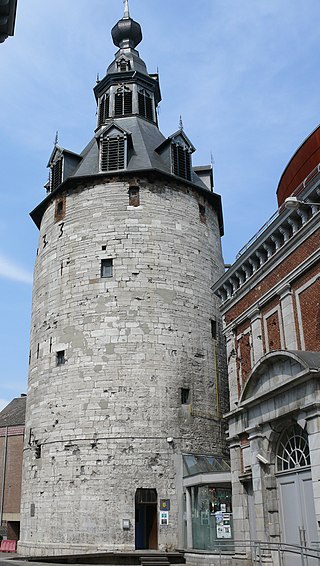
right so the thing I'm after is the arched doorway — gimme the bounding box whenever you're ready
[276,424,318,565]
[135,488,158,550]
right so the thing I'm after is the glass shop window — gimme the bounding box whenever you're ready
[190,485,234,551]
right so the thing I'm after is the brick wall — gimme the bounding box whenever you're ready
[226,234,319,400]
[225,228,320,325]
[0,430,24,515]
[296,277,320,350]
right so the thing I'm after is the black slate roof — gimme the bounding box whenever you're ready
[0,0,18,43]
[0,396,26,427]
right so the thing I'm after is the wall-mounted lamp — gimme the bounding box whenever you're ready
[122,519,130,530]
[284,196,320,209]
[256,453,269,465]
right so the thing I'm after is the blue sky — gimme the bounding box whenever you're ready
[1,0,320,408]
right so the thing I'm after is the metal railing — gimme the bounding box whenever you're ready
[188,539,320,565]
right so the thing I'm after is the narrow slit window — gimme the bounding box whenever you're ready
[35,443,41,459]
[101,258,113,278]
[181,388,190,405]
[211,319,217,340]
[56,350,65,366]
[54,196,66,222]
[199,203,206,224]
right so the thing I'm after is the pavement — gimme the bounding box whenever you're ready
[0,558,63,566]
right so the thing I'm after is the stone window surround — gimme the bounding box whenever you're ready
[236,327,253,383]
[262,304,285,353]
[295,272,320,350]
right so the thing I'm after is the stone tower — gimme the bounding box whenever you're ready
[19,3,228,556]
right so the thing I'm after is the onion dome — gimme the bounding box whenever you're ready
[111,0,142,50]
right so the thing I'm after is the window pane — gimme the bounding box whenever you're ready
[101,258,113,278]
[56,350,65,366]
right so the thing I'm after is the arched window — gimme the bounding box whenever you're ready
[50,157,63,191]
[277,424,310,472]
[138,89,153,121]
[98,94,109,127]
[115,86,132,116]
[171,143,192,181]
[117,58,131,72]
[100,133,126,172]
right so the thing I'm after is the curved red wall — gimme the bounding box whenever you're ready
[277,126,320,206]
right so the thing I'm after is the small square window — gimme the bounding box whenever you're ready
[56,350,65,366]
[102,245,107,251]
[129,186,140,207]
[181,388,190,405]
[101,258,113,278]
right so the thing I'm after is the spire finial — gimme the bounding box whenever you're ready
[179,115,184,131]
[54,131,59,146]
[123,0,130,19]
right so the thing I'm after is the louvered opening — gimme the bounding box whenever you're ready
[115,91,132,116]
[145,96,153,120]
[138,91,153,121]
[172,144,192,181]
[101,136,126,171]
[98,95,109,127]
[123,91,132,114]
[51,158,63,191]
[115,93,123,116]
[138,92,144,116]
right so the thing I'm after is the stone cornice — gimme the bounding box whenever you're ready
[213,174,320,306]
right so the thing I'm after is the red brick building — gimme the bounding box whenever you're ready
[213,127,320,563]
[0,396,26,540]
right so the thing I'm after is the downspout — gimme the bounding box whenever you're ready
[0,426,8,527]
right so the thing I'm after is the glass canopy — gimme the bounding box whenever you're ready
[183,454,231,478]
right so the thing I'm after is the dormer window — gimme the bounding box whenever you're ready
[115,86,132,116]
[171,143,192,181]
[98,94,109,127]
[100,132,127,172]
[117,58,131,72]
[50,157,63,191]
[138,89,153,121]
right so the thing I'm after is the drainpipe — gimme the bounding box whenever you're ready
[0,426,8,527]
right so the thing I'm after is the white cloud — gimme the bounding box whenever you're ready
[0,254,33,285]
[0,399,9,411]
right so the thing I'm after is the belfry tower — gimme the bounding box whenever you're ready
[19,3,228,556]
